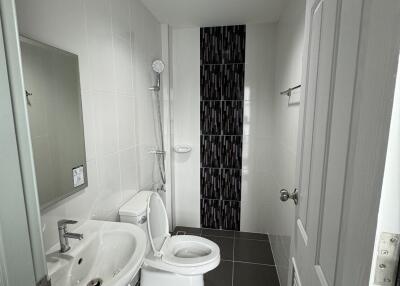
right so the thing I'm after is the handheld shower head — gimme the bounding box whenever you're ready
[152,59,165,74]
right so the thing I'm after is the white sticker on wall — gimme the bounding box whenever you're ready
[72,165,85,188]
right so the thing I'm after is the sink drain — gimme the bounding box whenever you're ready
[87,278,103,286]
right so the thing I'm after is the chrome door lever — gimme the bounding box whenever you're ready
[280,188,299,205]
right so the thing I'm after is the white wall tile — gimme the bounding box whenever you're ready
[114,36,134,96]
[85,0,115,93]
[111,0,131,40]
[119,147,139,195]
[270,0,306,284]
[171,27,201,228]
[81,92,97,161]
[16,0,162,252]
[117,95,136,149]
[94,92,118,157]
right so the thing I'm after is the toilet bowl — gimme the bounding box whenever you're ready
[119,191,220,286]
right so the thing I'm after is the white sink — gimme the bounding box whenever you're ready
[46,220,146,286]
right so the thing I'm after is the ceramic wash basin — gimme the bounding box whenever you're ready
[46,220,146,286]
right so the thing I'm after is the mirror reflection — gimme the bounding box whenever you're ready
[20,37,87,209]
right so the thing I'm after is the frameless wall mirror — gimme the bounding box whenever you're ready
[20,36,87,210]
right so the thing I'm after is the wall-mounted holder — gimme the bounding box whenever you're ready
[280,84,301,97]
[281,84,301,105]
[174,145,192,153]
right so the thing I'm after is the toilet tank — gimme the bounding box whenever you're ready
[119,191,154,240]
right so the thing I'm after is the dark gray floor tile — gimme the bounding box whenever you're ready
[202,228,234,237]
[203,235,234,260]
[205,260,233,286]
[234,231,269,241]
[234,239,274,265]
[233,262,279,286]
[173,226,202,235]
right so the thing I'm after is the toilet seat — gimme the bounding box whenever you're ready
[145,193,220,274]
[162,235,219,267]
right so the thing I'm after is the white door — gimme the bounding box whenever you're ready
[289,0,400,285]
[291,0,341,285]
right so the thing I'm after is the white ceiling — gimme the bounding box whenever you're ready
[140,0,287,27]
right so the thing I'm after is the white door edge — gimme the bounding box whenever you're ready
[291,257,302,286]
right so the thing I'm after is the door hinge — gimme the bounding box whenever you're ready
[374,232,400,286]
[36,275,51,286]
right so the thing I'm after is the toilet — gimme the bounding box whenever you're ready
[119,191,220,286]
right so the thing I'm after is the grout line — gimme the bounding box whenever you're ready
[202,234,234,239]
[234,237,270,242]
[234,260,276,267]
[232,234,235,286]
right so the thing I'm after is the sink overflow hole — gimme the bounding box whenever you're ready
[78,258,83,265]
[87,278,103,286]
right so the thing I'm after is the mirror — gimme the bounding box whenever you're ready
[20,37,87,210]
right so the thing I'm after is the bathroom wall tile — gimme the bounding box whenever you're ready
[200,26,223,65]
[97,153,121,196]
[200,25,245,230]
[222,25,246,64]
[93,153,123,218]
[201,101,221,135]
[201,168,221,199]
[119,147,139,194]
[138,144,156,190]
[200,65,222,100]
[81,92,97,161]
[113,36,134,96]
[111,0,131,40]
[201,135,221,168]
[221,136,242,169]
[117,95,135,150]
[19,0,162,252]
[222,101,243,135]
[94,92,118,157]
[201,199,221,229]
[221,200,240,231]
[221,169,241,200]
[85,0,115,93]
[222,64,244,100]
[64,160,99,220]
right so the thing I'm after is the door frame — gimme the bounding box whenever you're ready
[0,0,47,284]
[290,0,400,285]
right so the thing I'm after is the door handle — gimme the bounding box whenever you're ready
[280,188,298,205]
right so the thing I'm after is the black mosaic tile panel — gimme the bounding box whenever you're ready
[221,200,240,231]
[222,101,243,135]
[201,199,221,229]
[221,136,242,169]
[201,135,221,168]
[221,169,241,200]
[201,27,223,65]
[222,64,245,100]
[201,25,245,230]
[201,65,222,100]
[201,101,222,135]
[222,25,246,64]
[201,168,221,199]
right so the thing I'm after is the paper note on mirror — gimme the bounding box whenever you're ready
[73,165,85,188]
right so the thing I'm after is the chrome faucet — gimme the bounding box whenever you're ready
[57,220,83,253]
